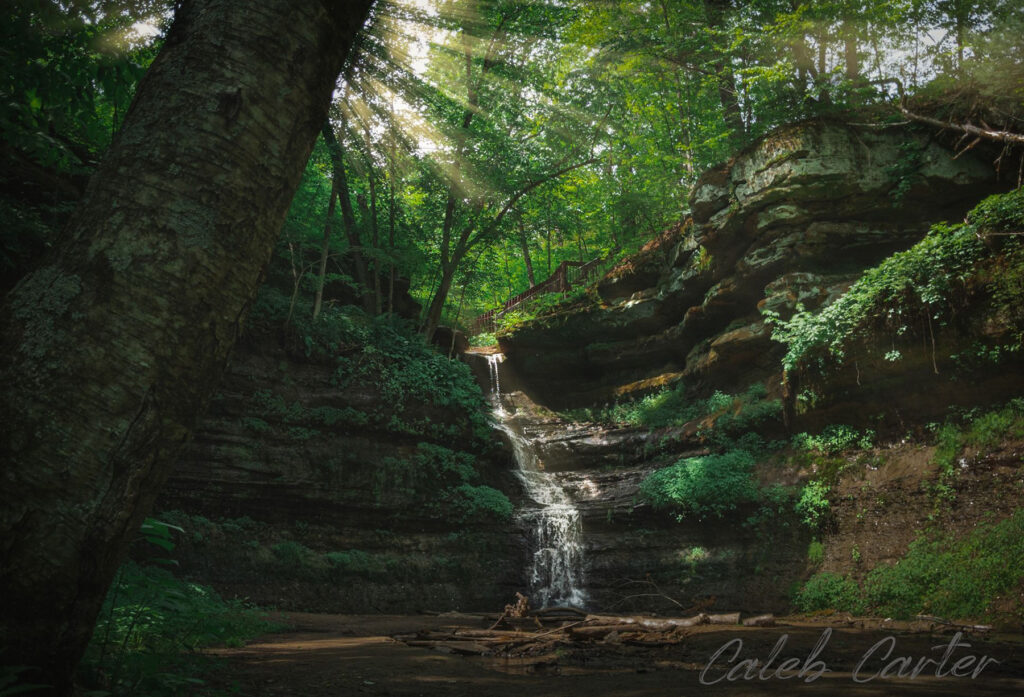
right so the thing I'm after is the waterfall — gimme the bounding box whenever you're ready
[486,353,504,399]
[487,353,588,608]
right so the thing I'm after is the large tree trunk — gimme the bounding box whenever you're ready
[0,0,373,693]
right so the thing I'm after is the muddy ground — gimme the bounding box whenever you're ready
[207,612,1024,696]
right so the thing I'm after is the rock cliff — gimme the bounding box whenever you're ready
[499,121,1007,412]
[156,333,527,613]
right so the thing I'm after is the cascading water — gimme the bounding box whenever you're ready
[486,353,588,608]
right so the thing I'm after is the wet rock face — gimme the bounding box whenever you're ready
[500,122,1004,410]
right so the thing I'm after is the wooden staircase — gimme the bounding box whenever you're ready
[468,255,607,336]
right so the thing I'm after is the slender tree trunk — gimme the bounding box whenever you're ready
[703,0,745,137]
[546,228,552,275]
[0,1,373,693]
[503,236,513,298]
[518,220,535,286]
[322,121,375,315]
[842,19,859,82]
[368,175,382,314]
[424,263,456,340]
[313,184,339,320]
[386,98,398,316]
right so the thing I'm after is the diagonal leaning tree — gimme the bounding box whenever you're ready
[0,0,374,693]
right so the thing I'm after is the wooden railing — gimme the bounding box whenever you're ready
[468,255,608,336]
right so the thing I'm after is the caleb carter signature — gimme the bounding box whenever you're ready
[699,628,1000,684]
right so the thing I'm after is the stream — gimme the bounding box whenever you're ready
[486,353,588,608]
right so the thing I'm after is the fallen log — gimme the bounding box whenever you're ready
[742,614,775,627]
[916,615,992,633]
[707,613,741,625]
[584,614,707,629]
[405,640,494,655]
[532,606,588,617]
[569,624,645,639]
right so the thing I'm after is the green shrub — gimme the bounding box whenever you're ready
[795,572,864,613]
[79,521,275,696]
[563,383,781,441]
[270,540,311,567]
[968,187,1024,232]
[325,550,386,580]
[933,399,1024,476]
[448,484,514,522]
[639,449,759,520]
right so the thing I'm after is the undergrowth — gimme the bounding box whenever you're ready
[796,509,1024,621]
[77,520,276,697]
[562,382,781,434]
[375,442,513,521]
[247,293,492,445]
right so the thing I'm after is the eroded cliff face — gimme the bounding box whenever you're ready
[499,122,1005,411]
[156,335,527,613]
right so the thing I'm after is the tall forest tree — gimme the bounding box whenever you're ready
[0,0,374,693]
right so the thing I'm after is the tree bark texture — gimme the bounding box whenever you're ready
[0,0,374,692]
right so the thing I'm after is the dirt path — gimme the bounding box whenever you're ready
[207,613,1024,696]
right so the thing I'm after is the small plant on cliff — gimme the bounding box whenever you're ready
[793,424,874,455]
[795,481,831,529]
[447,484,514,522]
[807,540,825,565]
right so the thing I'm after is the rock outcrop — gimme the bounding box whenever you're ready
[499,121,1006,411]
[156,334,526,613]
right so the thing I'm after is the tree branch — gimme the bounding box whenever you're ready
[872,78,1024,146]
